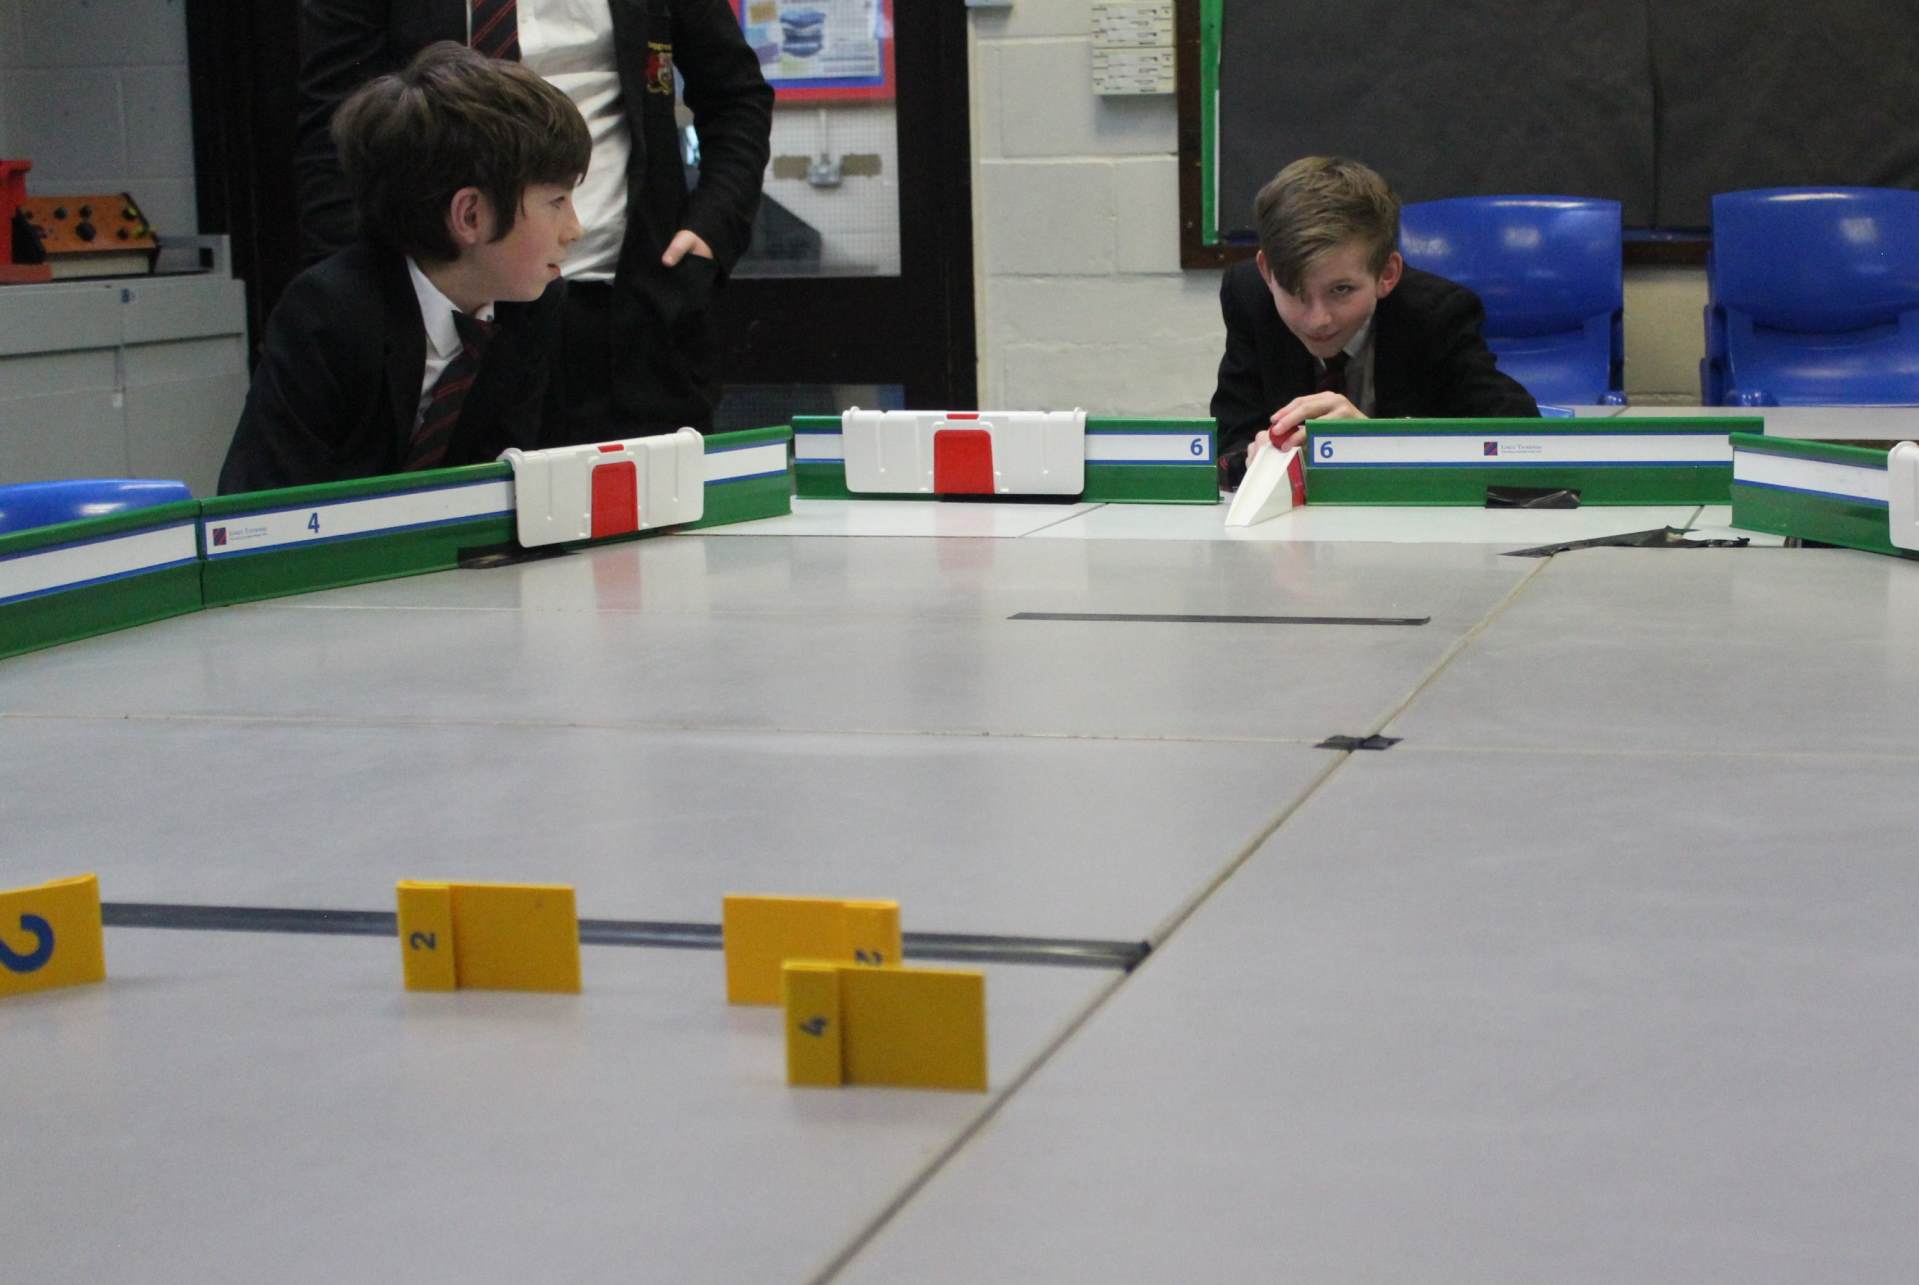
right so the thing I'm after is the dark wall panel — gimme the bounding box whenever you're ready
[1217,0,1654,236]
[1651,0,1919,226]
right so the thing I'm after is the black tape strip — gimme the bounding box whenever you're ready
[457,542,568,569]
[1315,734,1401,751]
[100,903,1147,972]
[1010,612,1430,627]
[1503,527,1752,558]
[1485,485,1582,509]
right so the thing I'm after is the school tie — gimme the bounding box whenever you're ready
[469,0,521,61]
[1316,351,1350,397]
[406,312,495,472]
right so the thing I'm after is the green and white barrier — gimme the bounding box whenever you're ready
[0,500,203,659]
[1303,418,1760,505]
[793,411,1217,504]
[1729,433,1918,559]
[1,427,794,661]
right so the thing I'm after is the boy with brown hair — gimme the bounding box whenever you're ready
[219,42,591,494]
[296,0,772,445]
[1210,156,1537,487]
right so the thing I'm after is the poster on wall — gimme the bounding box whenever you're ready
[734,0,895,102]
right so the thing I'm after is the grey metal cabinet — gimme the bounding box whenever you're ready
[0,238,247,496]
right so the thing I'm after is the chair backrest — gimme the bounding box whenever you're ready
[0,478,193,536]
[1711,187,1919,333]
[1399,196,1623,338]
[1400,196,1624,403]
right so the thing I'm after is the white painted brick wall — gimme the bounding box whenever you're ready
[2,0,198,238]
[969,9,1219,417]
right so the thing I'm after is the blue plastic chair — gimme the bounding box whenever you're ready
[1704,187,1919,406]
[1400,196,1626,406]
[0,478,193,536]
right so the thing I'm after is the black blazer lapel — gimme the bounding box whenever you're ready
[428,0,467,41]
[1258,304,1317,408]
[1369,289,1416,417]
[376,251,428,460]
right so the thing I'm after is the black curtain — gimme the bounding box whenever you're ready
[186,0,303,355]
[1215,0,1919,235]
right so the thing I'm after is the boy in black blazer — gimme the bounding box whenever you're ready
[295,0,773,443]
[219,44,591,494]
[1211,156,1537,487]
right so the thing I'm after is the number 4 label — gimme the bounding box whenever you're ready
[307,512,321,534]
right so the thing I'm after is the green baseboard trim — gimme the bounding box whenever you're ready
[687,469,793,528]
[1081,463,1218,503]
[1730,484,1907,557]
[794,463,913,500]
[1,563,203,661]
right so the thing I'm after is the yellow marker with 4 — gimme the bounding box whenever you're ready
[781,960,987,1092]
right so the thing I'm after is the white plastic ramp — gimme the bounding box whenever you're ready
[1224,444,1303,528]
[501,429,705,548]
[841,409,1086,496]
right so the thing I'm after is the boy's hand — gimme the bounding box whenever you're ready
[661,229,714,266]
[1267,392,1365,452]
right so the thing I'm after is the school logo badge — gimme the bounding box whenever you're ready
[646,41,676,95]
[211,527,228,546]
[1483,441,1499,456]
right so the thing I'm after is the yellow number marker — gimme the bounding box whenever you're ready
[0,874,106,999]
[722,894,901,1005]
[783,961,844,1087]
[394,881,580,993]
[781,960,987,1092]
[395,881,458,991]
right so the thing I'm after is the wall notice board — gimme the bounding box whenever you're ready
[735,0,895,103]
[1179,0,1919,267]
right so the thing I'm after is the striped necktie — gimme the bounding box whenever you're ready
[406,312,495,472]
[470,0,521,61]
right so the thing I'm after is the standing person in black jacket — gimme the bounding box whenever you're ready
[1211,156,1537,488]
[220,44,588,494]
[296,0,774,442]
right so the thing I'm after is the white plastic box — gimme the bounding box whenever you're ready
[841,409,1086,496]
[501,429,705,547]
